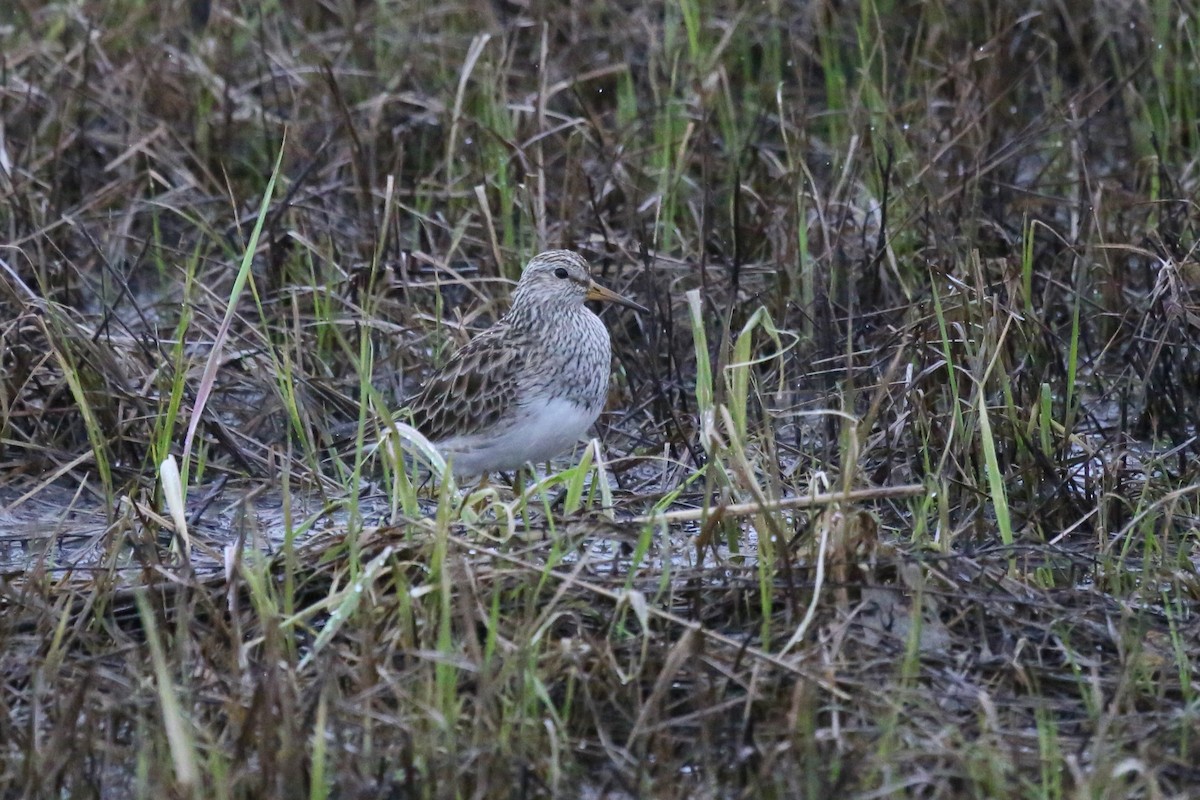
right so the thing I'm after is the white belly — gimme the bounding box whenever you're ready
[436,397,600,476]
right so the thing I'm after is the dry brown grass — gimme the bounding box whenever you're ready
[2,0,1199,797]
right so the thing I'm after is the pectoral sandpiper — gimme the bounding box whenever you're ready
[404,250,646,477]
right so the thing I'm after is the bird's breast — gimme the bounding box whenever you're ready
[520,311,612,409]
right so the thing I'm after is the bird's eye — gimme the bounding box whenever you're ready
[554,267,569,279]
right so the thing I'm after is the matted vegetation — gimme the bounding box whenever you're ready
[2,0,1199,797]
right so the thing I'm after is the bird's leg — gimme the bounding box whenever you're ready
[459,472,501,515]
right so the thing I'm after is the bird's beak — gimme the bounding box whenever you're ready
[586,280,648,313]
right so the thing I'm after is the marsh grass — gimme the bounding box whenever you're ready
[2,0,1200,797]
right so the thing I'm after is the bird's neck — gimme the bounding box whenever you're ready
[504,301,588,331]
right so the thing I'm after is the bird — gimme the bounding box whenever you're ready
[402,250,646,478]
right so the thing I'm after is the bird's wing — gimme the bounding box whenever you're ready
[404,324,529,442]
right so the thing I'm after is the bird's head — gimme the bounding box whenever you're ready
[511,250,646,314]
